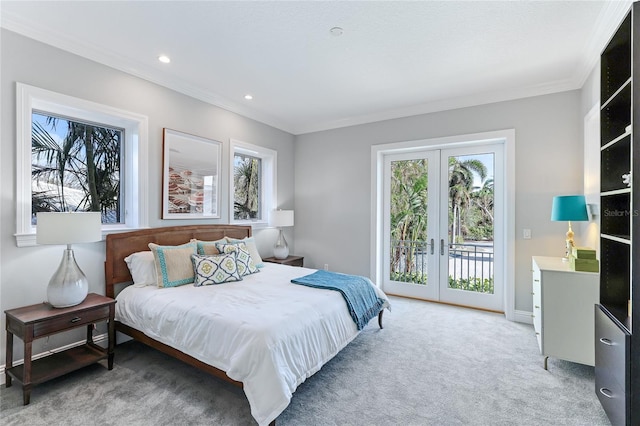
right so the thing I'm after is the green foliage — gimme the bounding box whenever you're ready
[390,271,428,284]
[389,155,495,291]
[448,277,494,294]
[389,272,494,295]
[389,156,494,249]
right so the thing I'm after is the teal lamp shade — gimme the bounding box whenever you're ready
[551,195,588,222]
[551,195,588,259]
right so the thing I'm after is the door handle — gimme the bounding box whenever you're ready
[440,239,444,256]
[430,238,434,255]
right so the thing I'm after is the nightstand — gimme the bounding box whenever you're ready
[263,255,304,267]
[4,293,116,405]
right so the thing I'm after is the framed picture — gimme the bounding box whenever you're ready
[162,128,221,219]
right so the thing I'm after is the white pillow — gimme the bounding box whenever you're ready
[124,251,157,286]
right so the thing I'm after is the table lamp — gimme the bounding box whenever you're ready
[36,212,102,308]
[270,209,294,259]
[550,195,589,259]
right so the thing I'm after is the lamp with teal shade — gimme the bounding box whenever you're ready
[551,195,589,260]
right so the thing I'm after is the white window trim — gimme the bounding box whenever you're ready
[229,139,277,229]
[15,83,149,247]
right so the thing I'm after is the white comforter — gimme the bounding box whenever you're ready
[115,263,389,425]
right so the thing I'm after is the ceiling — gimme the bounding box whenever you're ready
[0,1,631,135]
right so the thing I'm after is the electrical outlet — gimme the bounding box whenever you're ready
[323,264,329,271]
[523,229,532,240]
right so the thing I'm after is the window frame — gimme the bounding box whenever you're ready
[16,83,149,247]
[229,139,276,228]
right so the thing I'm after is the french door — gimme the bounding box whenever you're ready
[382,143,504,312]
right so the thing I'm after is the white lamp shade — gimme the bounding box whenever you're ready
[36,212,102,245]
[270,210,294,227]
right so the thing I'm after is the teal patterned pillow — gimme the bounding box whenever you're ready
[149,241,197,288]
[215,242,259,276]
[191,253,242,286]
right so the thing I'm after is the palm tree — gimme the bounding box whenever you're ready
[448,157,487,243]
[31,114,121,221]
[233,155,260,219]
[473,178,494,223]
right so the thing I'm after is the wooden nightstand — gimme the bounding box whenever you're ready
[4,293,116,405]
[263,255,304,267]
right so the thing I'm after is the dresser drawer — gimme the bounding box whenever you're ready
[32,306,110,338]
[532,279,542,332]
[595,305,629,425]
[531,265,542,353]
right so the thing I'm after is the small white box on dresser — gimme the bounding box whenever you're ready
[531,256,599,369]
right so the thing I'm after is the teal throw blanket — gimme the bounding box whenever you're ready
[291,270,385,330]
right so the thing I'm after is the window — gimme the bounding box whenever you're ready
[230,139,276,227]
[32,111,124,223]
[16,83,149,246]
[234,153,262,220]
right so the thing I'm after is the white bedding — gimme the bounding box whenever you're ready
[115,263,389,425]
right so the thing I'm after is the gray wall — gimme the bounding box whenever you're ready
[0,29,295,364]
[0,26,597,367]
[294,90,585,314]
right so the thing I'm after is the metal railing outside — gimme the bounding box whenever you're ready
[390,239,494,293]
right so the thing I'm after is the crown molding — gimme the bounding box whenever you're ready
[296,1,633,135]
[294,76,579,135]
[2,3,627,136]
[573,0,633,90]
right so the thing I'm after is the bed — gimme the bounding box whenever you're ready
[105,225,389,425]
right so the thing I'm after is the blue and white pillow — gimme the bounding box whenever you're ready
[225,236,264,267]
[215,242,259,276]
[191,253,242,286]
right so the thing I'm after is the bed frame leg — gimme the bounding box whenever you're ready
[378,310,384,329]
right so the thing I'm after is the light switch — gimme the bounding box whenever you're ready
[523,229,532,240]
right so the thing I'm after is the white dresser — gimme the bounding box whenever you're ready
[531,256,599,368]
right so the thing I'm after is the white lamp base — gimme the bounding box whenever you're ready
[47,248,89,308]
[273,229,289,260]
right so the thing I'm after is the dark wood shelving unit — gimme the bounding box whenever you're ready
[596,5,638,425]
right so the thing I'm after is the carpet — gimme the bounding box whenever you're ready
[0,296,609,425]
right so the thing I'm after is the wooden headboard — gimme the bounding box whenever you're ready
[105,224,252,298]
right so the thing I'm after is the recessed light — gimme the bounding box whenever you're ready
[158,55,171,64]
[244,94,253,100]
[330,27,344,37]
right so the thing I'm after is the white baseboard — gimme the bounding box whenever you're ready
[0,333,108,386]
[514,309,534,325]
